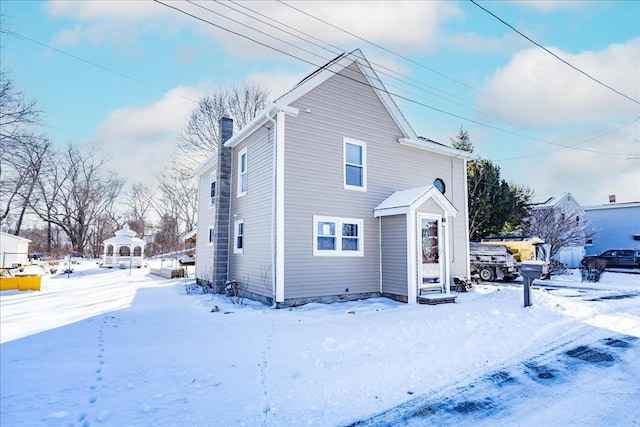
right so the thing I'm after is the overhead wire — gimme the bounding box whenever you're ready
[469,0,640,106]
[5,2,635,160]
[1,29,201,106]
[220,0,533,130]
[272,0,638,156]
[156,0,637,157]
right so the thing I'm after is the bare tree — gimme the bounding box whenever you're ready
[31,144,124,256]
[524,207,596,259]
[0,71,39,145]
[178,82,269,168]
[144,166,198,255]
[124,183,154,237]
[0,72,49,233]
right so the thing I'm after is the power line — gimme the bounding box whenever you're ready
[222,0,531,130]
[469,0,640,106]
[496,116,640,161]
[155,0,636,158]
[202,0,510,124]
[1,29,200,106]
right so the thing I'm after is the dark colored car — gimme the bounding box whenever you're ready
[581,249,640,269]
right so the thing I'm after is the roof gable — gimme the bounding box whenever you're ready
[276,49,418,140]
[374,186,457,218]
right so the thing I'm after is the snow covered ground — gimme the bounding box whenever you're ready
[1,262,639,426]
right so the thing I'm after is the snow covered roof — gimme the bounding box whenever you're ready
[374,186,457,218]
[103,225,145,245]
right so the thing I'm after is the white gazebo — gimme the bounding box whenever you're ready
[102,224,145,268]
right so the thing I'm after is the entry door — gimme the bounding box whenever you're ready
[419,217,441,289]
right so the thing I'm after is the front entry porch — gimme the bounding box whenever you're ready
[375,186,458,305]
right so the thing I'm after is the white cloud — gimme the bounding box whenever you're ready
[87,85,204,185]
[43,1,460,55]
[478,38,640,129]
[497,122,640,205]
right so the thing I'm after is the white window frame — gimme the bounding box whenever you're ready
[343,138,367,192]
[313,215,364,257]
[209,171,216,207]
[207,226,215,246]
[234,219,244,254]
[237,147,248,197]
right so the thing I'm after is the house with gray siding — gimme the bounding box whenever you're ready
[194,50,471,306]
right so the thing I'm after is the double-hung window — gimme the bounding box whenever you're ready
[237,148,248,197]
[234,219,244,254]
[344,138,366,191]
[313,216,363,256]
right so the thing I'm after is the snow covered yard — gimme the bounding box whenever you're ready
[1,263,639,426]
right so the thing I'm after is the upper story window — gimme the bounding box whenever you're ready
[313,215,364,257]
[238,148,248,197]
[344,138,366,191]
[434,178,446,194]
[234,219,244,254]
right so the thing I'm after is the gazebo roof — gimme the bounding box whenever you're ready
[103,224,145,245]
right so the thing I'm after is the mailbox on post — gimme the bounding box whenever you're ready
[520,261,545,307]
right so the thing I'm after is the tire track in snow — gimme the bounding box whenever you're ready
[345,334,638,426]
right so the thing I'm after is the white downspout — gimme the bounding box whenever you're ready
[275,111,286,304]
[267,112,277,306]
[443,217,451,294]
[407,209,417,305]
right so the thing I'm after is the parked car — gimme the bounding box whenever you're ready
[581,249,640,269]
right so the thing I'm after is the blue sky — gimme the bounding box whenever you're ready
[2,0,639,205]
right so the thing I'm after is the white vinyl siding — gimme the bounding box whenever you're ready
[313,216,363,256]
[234,219,244,254]
[344,138,366,191]
[237,148,248,197]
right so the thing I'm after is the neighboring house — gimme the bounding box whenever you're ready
[583,201,640,255]
[530,193,585,268]
[194,50,471,307]
[1,232,31,268]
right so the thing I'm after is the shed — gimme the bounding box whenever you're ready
[1,232,31,269]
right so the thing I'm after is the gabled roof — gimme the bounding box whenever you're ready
[194,49,471,177]
[374,186,457,218]
[532,193,582,210]
[275,49,418,141]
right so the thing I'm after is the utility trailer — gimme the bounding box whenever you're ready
[469,237,550,282]
[469,242,518,282]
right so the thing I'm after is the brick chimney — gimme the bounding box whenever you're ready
[212,115,233,292]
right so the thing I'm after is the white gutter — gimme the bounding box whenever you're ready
[225,103,298,149]
[398,137,473,160]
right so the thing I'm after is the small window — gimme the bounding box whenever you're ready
[234,220,244,254]
[208,226,215,246]
[210,179,216,206]
[344,138,366,191]
[434,178,446,194]
[237,148,248,197]
[313,216,363,256]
